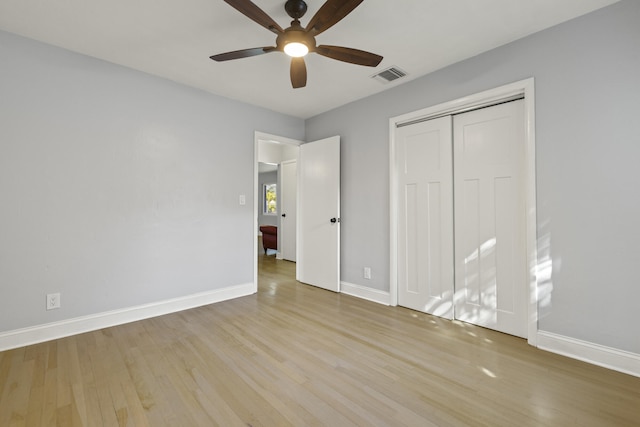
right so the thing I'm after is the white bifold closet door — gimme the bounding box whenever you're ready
[453,99,527,338]
[396,99,527,337]
[396,116,455,319]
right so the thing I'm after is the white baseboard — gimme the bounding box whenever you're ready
[537,331,640,378]
[341,281,390,305]
[0,282,255,352]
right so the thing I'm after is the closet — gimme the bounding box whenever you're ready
[395,99,527,338]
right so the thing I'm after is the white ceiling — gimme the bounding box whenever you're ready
[0,0,618,119]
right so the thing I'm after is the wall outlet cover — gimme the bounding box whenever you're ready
[46,293,61,310]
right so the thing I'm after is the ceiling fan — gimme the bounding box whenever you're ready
[210,0,383,88]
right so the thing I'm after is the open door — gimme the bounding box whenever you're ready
[280,159,297,261]
[297,136,340,292]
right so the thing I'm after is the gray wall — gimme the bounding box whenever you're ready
[306,0,640,354]
[0,31,304,333]
[258,170,278,228]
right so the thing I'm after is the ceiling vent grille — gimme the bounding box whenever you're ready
[372,66,407,84]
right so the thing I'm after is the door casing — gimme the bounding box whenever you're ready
[389,78,538,346]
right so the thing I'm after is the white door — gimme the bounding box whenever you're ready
[280,160,297,262]
[453,99,527,337]
[396,116,455,318]
[297,136,340,292]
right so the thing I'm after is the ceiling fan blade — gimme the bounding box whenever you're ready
[315,45,382,67]
[305,0,364,35]
[290,57,307,88]
[223,0,283,34]
[210,46,277,61]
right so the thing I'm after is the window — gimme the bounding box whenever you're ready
[263,183,277,215]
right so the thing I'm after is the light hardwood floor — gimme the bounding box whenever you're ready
[1,251,639,426]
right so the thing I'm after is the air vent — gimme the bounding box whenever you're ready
[371,66,407,84]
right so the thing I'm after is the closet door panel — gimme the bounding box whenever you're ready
[396,116,454,318]
[453,100,527,338]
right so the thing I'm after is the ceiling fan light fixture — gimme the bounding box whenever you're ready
[211,0,384,88]
[284,41,309,57]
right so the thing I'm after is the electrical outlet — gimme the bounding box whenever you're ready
[46,293,61,310]
[363,267,372,279]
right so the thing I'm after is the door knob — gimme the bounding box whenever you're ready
[282,213,286,217]
[330,217,339,223]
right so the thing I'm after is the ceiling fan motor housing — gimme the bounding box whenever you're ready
[277,20,316,52]
[285,0,308,19]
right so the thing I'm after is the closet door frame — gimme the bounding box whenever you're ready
[389,78,538,346]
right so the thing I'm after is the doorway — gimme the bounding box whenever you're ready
[254,133,302,289]
[390,79,538,344]
[254,133,342,294]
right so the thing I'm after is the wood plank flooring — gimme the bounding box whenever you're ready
[1,251,639,426]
